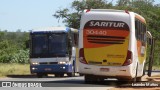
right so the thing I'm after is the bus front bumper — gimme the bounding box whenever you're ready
[30,64,73,74]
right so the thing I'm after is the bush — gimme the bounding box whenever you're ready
[10,50,29,64]
[0,31,29,64]
[0,49,29,64]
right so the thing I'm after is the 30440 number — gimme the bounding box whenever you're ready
[86,30,107,35]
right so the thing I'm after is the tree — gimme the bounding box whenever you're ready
[53,0,112,29]
[117,0,131,6]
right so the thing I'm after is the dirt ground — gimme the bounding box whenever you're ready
[111,75,160,90]
[111,87,160,90]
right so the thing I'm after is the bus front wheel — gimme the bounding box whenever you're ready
[37,73,43,78]
[55,74,64,77]
[67,72,75,77]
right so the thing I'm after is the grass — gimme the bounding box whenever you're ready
[152,66,160,70]
[145,65,160,71]
[0,63,30,78]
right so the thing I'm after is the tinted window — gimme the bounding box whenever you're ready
[135,19,147,43]
[30,33,68,58]
[32,34,48,54]
[49,34,67,55]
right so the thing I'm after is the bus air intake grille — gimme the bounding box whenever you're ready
[87,35,125,44]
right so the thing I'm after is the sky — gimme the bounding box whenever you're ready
[0,0,74,32]
[0,0,160,32]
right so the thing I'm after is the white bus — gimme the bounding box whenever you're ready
[78,9,152,82]
[29,27,79,77]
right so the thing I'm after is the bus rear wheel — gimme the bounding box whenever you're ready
[132,64,142,82]
[84,75,92,84]
[79,73,84,76]
[84,75,104,84]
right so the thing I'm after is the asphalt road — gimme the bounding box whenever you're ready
[0,75,115,90]
[0,71,160,90]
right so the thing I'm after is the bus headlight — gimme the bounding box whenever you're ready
[32,62,39,65]
[32,67,37,70]
[59,61,67,64]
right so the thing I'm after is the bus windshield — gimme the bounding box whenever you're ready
[49,34,67,55]
[31,33,68,58]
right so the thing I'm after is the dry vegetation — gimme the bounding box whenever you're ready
[0,63,30,77]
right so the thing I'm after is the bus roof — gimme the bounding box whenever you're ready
[87,9,126,13]
[135,13,146,24]
[30,27,78,33]
[85,9,146,24]
[30,27,69,33]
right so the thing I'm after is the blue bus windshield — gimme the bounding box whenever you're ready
[49,34,67,55]
[31,33,68,58]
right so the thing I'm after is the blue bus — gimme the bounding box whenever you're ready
[29,27,79,78]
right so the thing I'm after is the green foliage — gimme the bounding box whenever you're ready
[0,30,29,64]
[10,50,29,64]
[54,0,160,66]
[53,0,113,29]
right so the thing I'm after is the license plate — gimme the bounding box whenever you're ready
[100,68,109,72]
[45,68,52,71]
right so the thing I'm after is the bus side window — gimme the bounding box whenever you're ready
[71,33,78,47]
[140,22,142,41]
[74,33,78,47]
[141,23,144,42]
[138,20,141,40]
[135,20,138,39]
[142,22,147,44]
[144,25,147,43]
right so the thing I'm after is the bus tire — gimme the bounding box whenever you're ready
[84,75,92,84]
[79,73,84,76]
[37,73,43,78]
[133,64,138,82]
[55,74,64,77]
[143,63,146,76]
[59,74,64,77]
[67,72,75,77]
[55,74,58,77]
[85,75,103,83]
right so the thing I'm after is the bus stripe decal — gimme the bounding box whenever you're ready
[88,41,124,44]
[87,39,125,42]
[87,35,125,39]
